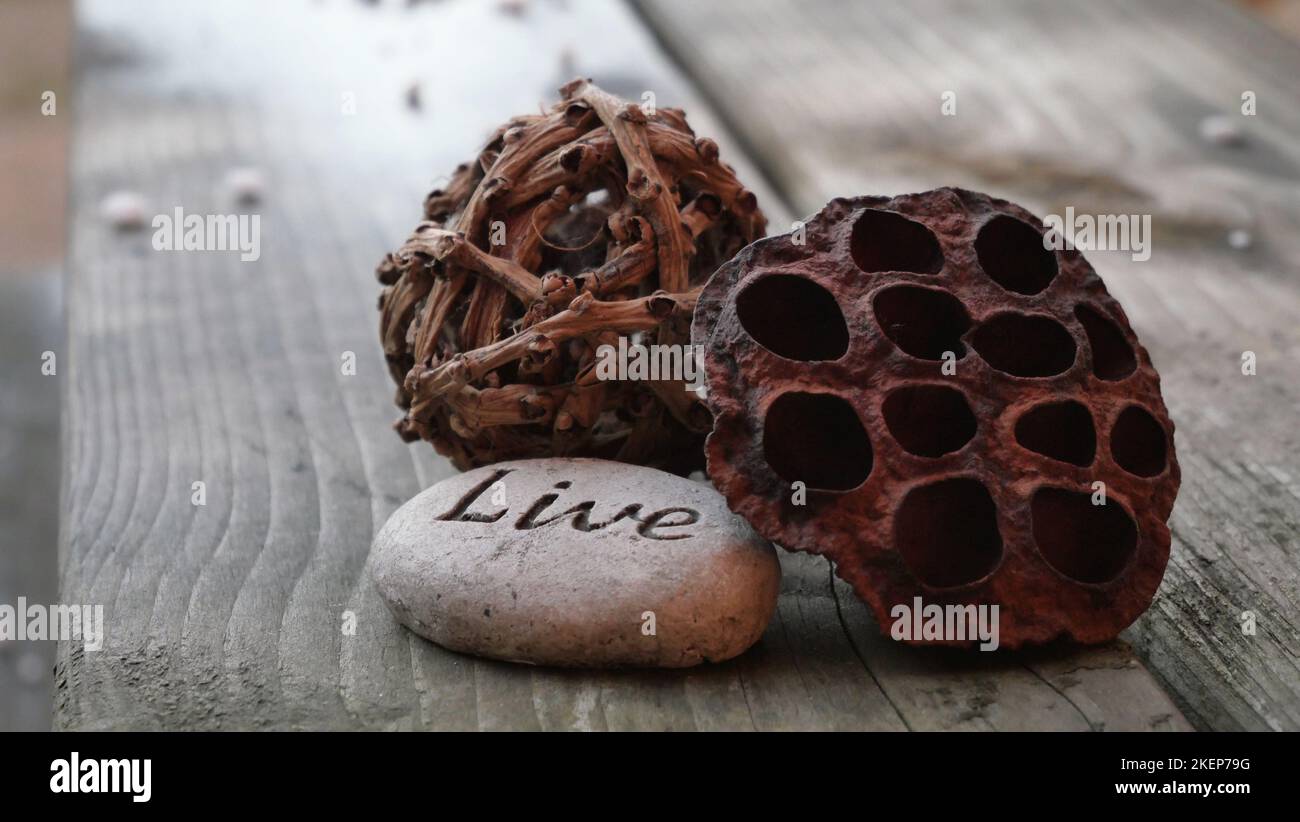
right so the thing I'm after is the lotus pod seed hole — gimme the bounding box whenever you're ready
[895,478,1003,588]
[1014,400,1096,466]
[850,209,944,275]
[736,275,849,361]
[971,313,1076,377]
[762,392,872,491]
[881,385,976,457]
[1075,304,1137,381]
[872,285,970,360]
[1031,487,1137,584]
[975,214,1059,295]
[1110,405,1168,477]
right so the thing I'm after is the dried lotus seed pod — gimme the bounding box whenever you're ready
[694,188,1179,647]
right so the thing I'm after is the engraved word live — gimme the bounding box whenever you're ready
[437,468,701,540]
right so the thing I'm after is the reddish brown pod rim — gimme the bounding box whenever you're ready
[693,188,1180,647]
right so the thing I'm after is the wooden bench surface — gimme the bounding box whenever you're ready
[57,0,1291,730]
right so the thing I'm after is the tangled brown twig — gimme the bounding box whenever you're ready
[376,80,766,472]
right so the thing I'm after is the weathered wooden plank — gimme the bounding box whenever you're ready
[637,0,1300,730]
[59,0,1187,730]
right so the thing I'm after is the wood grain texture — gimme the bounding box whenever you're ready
[59,0,1187,730]
[636,0,1300,730]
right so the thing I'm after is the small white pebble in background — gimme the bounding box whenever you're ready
[1227,228,1253,250]
[99,190,149,230]
[1199,114,1245,147]
[224,166,266,206]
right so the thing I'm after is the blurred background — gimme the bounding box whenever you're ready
[2,0,1298,731]
[1,0,69,730]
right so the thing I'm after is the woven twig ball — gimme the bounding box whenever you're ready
[377,80,766,472]
[694,189,1180,647]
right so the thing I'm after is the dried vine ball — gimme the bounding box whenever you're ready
[377,80,765,472]
[694,188,1180,647]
